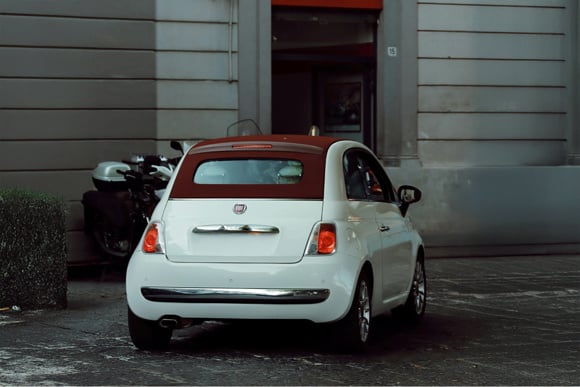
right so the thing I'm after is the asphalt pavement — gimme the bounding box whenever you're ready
[0,254,579,385]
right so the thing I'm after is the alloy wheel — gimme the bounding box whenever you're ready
[357,279,371,343]
[412,261,426,315]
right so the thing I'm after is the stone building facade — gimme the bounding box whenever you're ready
[0,0,578,261]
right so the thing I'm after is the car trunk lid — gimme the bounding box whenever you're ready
[163,199,323,264]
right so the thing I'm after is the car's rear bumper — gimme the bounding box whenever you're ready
[126,252,361,323]
[141,287,330,304]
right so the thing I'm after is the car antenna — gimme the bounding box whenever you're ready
[226,119,262,136]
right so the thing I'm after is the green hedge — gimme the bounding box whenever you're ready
[0,189,67,309]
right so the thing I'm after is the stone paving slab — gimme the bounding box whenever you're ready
[0,255,578,385]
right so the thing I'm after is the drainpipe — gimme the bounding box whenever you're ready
[228,0,234,83]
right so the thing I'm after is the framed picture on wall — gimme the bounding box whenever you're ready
[323,81,362,133]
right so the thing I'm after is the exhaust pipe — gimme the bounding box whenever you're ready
[159,317,180,329]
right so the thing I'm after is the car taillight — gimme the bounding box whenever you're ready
[305,223,336,255]
[318,224,336,254]
[142,222,165,254]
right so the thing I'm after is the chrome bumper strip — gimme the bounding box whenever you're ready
[141,287,330,304]
[192,224,280,234]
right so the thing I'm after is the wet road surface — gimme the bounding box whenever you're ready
[1,255,579,385]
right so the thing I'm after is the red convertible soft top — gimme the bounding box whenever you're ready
[170,135,343,199]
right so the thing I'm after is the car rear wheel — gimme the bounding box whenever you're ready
[128,308,172,350]
[397,257,427,323]
[336,271,372,352]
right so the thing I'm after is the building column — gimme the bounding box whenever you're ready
[238,0,271,134]
[568,0,580,164]
[377,0,419,167]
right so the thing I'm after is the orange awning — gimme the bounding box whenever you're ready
[272,0,382,10]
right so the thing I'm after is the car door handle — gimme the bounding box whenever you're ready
[379,225,390,232]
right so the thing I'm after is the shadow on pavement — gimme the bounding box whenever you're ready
[67,262,127,283]
[160,312,479,357]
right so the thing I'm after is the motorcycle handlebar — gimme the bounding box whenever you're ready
[117,169,141,180]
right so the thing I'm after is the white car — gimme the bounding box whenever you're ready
[126,134,426,352]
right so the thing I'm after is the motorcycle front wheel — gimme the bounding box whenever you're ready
[91,212,133,260]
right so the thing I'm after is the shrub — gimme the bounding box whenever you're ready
[0,189,67,309]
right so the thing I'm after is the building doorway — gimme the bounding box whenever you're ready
[271,7,379,149]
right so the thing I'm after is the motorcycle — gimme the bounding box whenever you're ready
[82,148,182,261]
[82,119,259,261]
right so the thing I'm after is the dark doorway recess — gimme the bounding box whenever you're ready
[272,7,379,150]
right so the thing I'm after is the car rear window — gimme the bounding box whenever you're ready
[171,150,326,199]
[194,159,303,185]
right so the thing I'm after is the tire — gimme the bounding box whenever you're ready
[91,212,132,260]
[336,271,372,352]
[397,257,427,324]
[128,308,172,350]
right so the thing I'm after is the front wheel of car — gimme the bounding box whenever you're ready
[336,271,372,352]
[397,257,427,324]
[128,308,172,350]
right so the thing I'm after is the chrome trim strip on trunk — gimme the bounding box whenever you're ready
[192,224,280,234]
[141,287,329,304]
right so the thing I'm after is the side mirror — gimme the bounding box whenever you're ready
[397,185,422,216]
[170,140,184,154]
